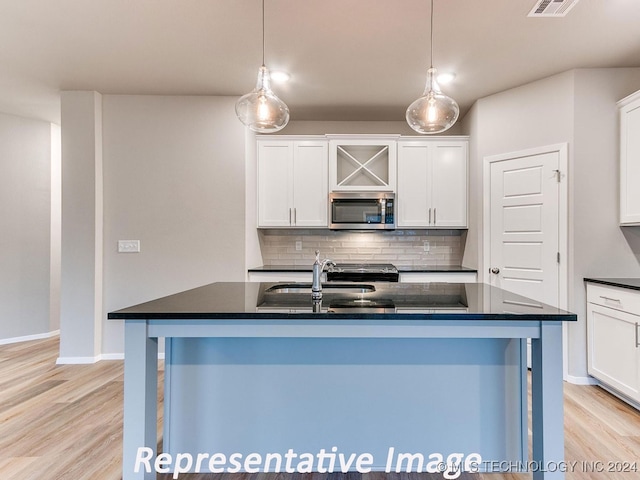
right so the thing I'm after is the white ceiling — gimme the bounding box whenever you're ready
[1,0,640,124]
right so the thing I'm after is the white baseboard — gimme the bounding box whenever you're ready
[0,329,60,346]
[597,383,640,410]
[57,352,165,364]
[565,373,599,385]
[99,353,165,360]
[100,353,124,361]
[56,355,101,365]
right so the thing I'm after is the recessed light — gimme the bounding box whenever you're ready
[437,72,456,85]
[270,71,291,83]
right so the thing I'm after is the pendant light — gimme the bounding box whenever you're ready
[235,0,290,133]
[406,0,459,134]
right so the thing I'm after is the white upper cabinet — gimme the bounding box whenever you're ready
[328,135,398,192]
[619,90,640,225]
[292,142,329,227]
[257,137,328,228]
[397,138,468,228]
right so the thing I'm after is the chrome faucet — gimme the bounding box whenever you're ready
[312,250,335,300]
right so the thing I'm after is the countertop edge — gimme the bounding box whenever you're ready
[108,312,576,321]
[584,277,640,291]
[248,265,478,273]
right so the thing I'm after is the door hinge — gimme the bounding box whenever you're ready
[553,169,561,183]
[557,252,560,264]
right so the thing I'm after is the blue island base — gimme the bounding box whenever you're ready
[163,337,527,474]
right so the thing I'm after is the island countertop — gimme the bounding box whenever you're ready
[108,281,576,321]
[115,281,573,480]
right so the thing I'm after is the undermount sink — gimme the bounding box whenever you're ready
[265,283,376,294]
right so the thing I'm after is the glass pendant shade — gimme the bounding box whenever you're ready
[406,67,459,134]
[235,65,290,133]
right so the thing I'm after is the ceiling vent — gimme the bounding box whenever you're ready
[528,0,580,17]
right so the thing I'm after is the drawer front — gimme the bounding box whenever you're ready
[587,283,640,314]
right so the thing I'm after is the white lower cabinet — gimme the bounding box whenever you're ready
[587,283,640,403]
[399,272,477,283]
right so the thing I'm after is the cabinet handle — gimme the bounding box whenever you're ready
[636,323,639,348]
[434,208,437,225]
[429,208,432,224]
[289,208,292,225]
[293,208,297,225]
[599,295,622,304]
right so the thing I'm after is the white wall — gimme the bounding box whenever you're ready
[50,123,61,333]
[569,68,640,377]
[101,95,246,354]
[461,68,640,380]
[0,112,54,341]
[59,91,103,360]
[461,71,575,275]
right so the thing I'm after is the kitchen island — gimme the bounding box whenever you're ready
[108,282,576,480]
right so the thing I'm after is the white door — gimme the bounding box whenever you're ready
[488,150,561,308]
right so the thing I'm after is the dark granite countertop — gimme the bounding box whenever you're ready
[397,265,478,273]
[108,282,575,321]
[584,278,640,291]
[248,265,478,273]
[248,265,314,272]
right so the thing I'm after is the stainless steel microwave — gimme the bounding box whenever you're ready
[329,192,395,230]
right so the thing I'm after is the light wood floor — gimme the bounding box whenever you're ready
[2,336,640,480]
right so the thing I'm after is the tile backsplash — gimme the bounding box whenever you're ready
[259,229,466,267]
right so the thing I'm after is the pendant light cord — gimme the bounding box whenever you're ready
[429,0,434,69]
[262,0,266,66]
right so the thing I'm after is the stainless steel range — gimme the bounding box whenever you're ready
[326,263,399,282]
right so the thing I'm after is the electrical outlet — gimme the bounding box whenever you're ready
[295,240,302,251]
[423,241,430,252]
[118,240,140,253]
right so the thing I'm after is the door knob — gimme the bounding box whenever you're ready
[490,267,500,274]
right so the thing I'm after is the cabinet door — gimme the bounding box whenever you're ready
[397,143,430,227]
[397,139,468,229]
[587,302,640,400]
[292,142,328,227]
[258,141,293,227]
[431,142,468,227]
[620,94,640,225]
